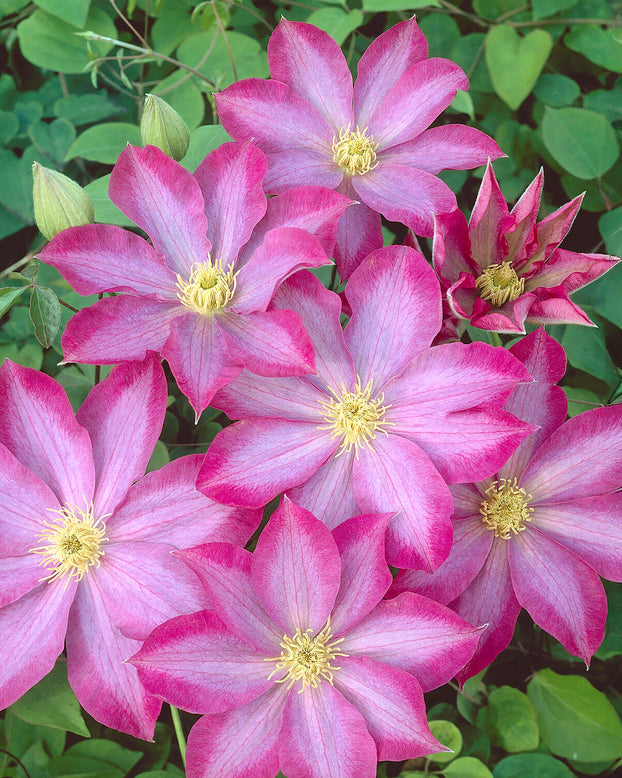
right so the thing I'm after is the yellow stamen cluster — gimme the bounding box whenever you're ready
[30,501,108,585]
[176,259,237,315]
[320,377,391,456]
[332,125,378,176]
[475,261,525,307]
[480,478,533,540]
[266,618,347,692]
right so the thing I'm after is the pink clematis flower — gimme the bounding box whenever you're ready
[130,498,483,778]
[38,141,350,418]
[390,328,622,681]
[198,245,533,571]
[215,18,503,279]
[434,163,619,334]
[0,356,260,739]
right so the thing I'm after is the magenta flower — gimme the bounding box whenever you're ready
[198,246,533,571]
[390,328,622,680]
[0,356,260,739]
[131,498,482,778]
[38,141,350,418]
[215,18,502,278]
[434,163,619,334]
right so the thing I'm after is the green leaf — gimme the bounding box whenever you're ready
[65,122,142,163]
[363,0,439,8]
[0,149,34,222]
[474,0,529,19]
[486,686,539,752]
[306,8,363,45]
[450,90,474,119]
[54,93,123,125]
[532,0,578,19]
[597,580,622,659]
[456,671,487,725]
[181,124,231,172]
[444,756,493,778]
[429,720,462,764]
[0,341,43,369]
[177,30,268,90]
[147,440,170,473]
[600,206,622,256]
[151,8,201,57]
[565,25,622,73]
[0,109,19,146]
[451,33,494,93]
[534,74,580,107]
[419,12,460,59]
[0,203,28,239]
[493,753,574,777]
[0,286,26,317]
[13,100,44,135]
[29,286,62,348]
[17,7,116,74]
[584,88,622,123]
[49,739,142,778]
[542,107,619,179]
[34,0,91,28]
[485,25,553,110]
[563,386,602,417]
[561,323,619,387]
[30,118,76,166]
[527,669,622,762]
[84,174,133,227]
[11,660,90,737]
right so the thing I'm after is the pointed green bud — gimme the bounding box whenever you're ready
[140,93,190,162]
[32,162,95,241]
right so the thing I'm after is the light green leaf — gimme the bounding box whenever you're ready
[177,30,268,91]
[566,25,622,73]
[444,756,493,778]
[563,386,602,417]
[419,12,461,59]
[17,7,116,74]
[306,8,363,45]
[429,720,462,764]
[450,90,474,119]
[65,122,142,164]
[29,286,62,348]
[84,174,133,227]
[527,669,622,762]
[533,73,580,107]
[150,7,201,56]
[485,25,552,110]
[531,0,578,19]
[363,0,439,8]
[542,107,619,179]
[34,0,91,28]
[0,286,26,317]
[0,341,43,369]
[49,739,142,778]
[584,88,622,123]
[147,440,170,473]
[493,753,574,777]
[181,124,231,172]
[487,686,539,752]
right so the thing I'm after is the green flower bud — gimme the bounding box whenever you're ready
[32,162,95,241]
[141,93,190,162]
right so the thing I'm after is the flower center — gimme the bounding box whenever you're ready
[320,377,391,457]
[176,259,237,315]
[30,501,108,585]
[332,126,378,176]
[480,478,533,540]
[475,262,525,307]
[266,618,347,692]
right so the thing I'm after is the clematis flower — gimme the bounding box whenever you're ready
[390,328,622,681]
[130,498,482,778]
[215,18,502,279]
[0,356,260,739]
[198,245,533,571]
[434,163,619,334]
[37,141,350,418]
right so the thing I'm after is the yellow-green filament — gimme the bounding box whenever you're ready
[332,126,378,176]
[475,261,525,307]
[266,618,347,693]
[480,477,533,539]
[176,258,237,315]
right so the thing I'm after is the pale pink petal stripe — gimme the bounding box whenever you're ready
[0,555,49,608]
[527,248,618,293]
[333,179,383,281]
[262,148,343,194]
[468,162,514,267]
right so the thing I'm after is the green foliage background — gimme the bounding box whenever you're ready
[1,1,622,776]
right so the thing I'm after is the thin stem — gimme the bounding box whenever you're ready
[0,749,31,778]
[156,27,219,97]
[109,0,149,48]
[0,253,36,279]
[497,4,529,22]
[212,1,237,82]
[170,704,187,767]
[508,17,622,27]
[436,0,487,27]
[491,332,502,347]
[59,299,79,314]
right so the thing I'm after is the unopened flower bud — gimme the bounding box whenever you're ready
[32,162,94,241]
[140,93,190,162]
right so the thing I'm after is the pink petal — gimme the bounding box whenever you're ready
[37,224,178,298]
[0,580,76,710]
[353,162,456,237]
[0,361,94,507]
[368,59,469,151]
[108,454,260,547]
[109,144,211,277]
[66,575,161,740]
[130,609,274,714]
[500,328,567,481]
[380,125,503,174]
[199,419,338,508]
[506,169,542,263]
[234,227,330,314]
[0,555,46,607]
[273,271,356,391]
[432,208,476,283]
[470,291,536,334]
[252,497,341,634]
[185,688,286,778]
[333,179,383,281]
[525,286,594,326]
[509,528,606,663]
[344,246,441,389]
[279,683,377,778]
[390,516,493,606]
[335,656,441,761]
[330,513,393,635]
[527,248,618,293]
[469,162,514,267]
[61,295,180,364]
[452,539,521,685]
[340,592,481,692]
[262,147,343,194]
[528,193,582,266]
[451,481,488,518]
[76,357,167,517]
[354,18,428,129]
[178,543,282,652]
[162,312,242,421]
[194,141,267,267]
[354,434,454,571]
[268,19,353,131]
[521,406,622,501]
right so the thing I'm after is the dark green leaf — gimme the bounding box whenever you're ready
[533,74,580,107]
[13,100,43,136]
[532,0,578,19]
[542,107,619,179]
[0,203,28,240]
[84,174,134,227]
[181,124,230,172]
[30,118,76,166]
[451,34,494,93]
[565,25,622,73]
[561,323,619,387]
[3,710,65,761]
[151,8,201,57]
[0,286,26,317]
[419,12,461,59]
[0,109,19,146]
[362,0,439,8]
[34,0,91,28]
[0,149,33,222]
[584,88,622,124]
[474,0,529,19]
[596,580,622,659]
[493,753,574,777]
[177,30,268,90]
[54,93,124,126]
[147,440,170,473]
[486,686,539,752]
[563,386,602,417]
[29,286,62,348]
[0,342,43,369]
[49,739,142,778]
[65,122,142,164]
